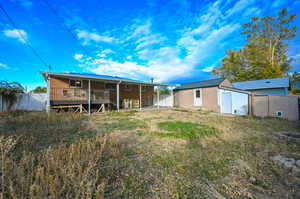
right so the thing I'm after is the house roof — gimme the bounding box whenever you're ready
[40,72,170,86]
[174,78,226,90]
[232,77,290,90]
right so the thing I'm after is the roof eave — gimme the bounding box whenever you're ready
[40,71,171,86]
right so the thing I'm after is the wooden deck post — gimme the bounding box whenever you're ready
[46,75,51,113]
[88,80,91,115]
[139,84,142,110]
[170,87,174,107]
[116,82,120,112]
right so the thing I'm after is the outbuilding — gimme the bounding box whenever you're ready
[174,78,250,115]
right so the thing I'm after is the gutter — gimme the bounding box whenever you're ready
[40,71,172,87]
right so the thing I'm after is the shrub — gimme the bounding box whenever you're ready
[0,134,122,199]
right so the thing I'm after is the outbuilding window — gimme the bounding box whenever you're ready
[195,90,201,98]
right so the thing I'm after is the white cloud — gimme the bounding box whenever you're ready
[3,29,27,43]
[96,49,114,58]
[127,21,167,50]
[76,30,115,45]
[74,53,83,60]
[201,66,214,72]
[74,1,242,83]
[226,0,255,17]
[0,63,10,69]
[292,54,300,59]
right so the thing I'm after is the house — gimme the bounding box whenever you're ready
[232,77,290,96]
[174,78,250,115]
[41,72,167,113]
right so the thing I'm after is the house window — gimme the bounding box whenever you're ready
[142,86,147,92]
[124,84,132,91]
[69,80,82,88]
[195,90,201,98]
[105,83,116,90]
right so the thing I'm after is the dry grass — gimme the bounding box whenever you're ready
[0,109,300,198]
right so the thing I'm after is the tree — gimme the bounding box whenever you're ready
[290,72,300,94]
[0,81,24,110]
[32,86,47,93]
[213,8,297,82]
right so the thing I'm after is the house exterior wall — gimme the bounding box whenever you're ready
[174,86,220,111]
[249,88,288,96]
[49,76,154,107]
[252,94,299,120]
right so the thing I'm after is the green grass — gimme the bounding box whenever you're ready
[174,109,190,112]
[106,110,138,117]
[103,119,147,131]
[157,121,219,139]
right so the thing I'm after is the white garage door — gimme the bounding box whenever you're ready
[220,89,249,115]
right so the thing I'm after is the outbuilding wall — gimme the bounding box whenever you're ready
[251,94,299,120]
[174,86,220,111]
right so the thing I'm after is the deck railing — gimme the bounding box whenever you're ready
[51,88,111,104]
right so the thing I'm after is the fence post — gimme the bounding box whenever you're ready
[0,95,2,112]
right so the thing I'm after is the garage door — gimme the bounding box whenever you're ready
[222,92,232,114]
[221,90,249,115]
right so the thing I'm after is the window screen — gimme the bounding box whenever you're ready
[70,80,82,88]
[195,90,201,98]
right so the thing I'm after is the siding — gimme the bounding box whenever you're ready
[174,86,220,111]
[252,94,299,120]
[49,77,154,106]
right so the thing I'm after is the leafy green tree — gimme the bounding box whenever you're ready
[213,8,297,82]
[290,72,300,94]
[0,81,24,110]
[32,86,47,93]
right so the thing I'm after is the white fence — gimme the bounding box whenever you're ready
[0,93,47,112]
[153,94,174,107]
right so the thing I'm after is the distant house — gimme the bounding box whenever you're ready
[232,77,290,96]
[174,78,250,115]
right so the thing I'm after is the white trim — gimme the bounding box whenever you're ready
[193,88,202,106]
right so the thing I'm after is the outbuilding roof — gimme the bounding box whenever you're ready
[232,77,290,90]
[40,72,169,86]
[174,78,225,90]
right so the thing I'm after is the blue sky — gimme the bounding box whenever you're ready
[0,0,300,90]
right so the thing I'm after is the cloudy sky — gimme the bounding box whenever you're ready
[0,0,299,89]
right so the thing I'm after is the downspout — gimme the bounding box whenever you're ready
[116,81,121,112]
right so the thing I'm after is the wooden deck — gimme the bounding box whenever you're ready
[50,88,111,105]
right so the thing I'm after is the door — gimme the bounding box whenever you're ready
[194,89,202,106]
[222,92,232,114]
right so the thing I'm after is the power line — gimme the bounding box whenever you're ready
[0,2,50,70]
[41,0,91,56]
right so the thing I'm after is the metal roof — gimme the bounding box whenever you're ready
[40,72,170,86]
[232,77,290,90]
[174,78,225,90]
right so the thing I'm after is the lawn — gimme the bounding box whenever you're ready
[0,109,299,198]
